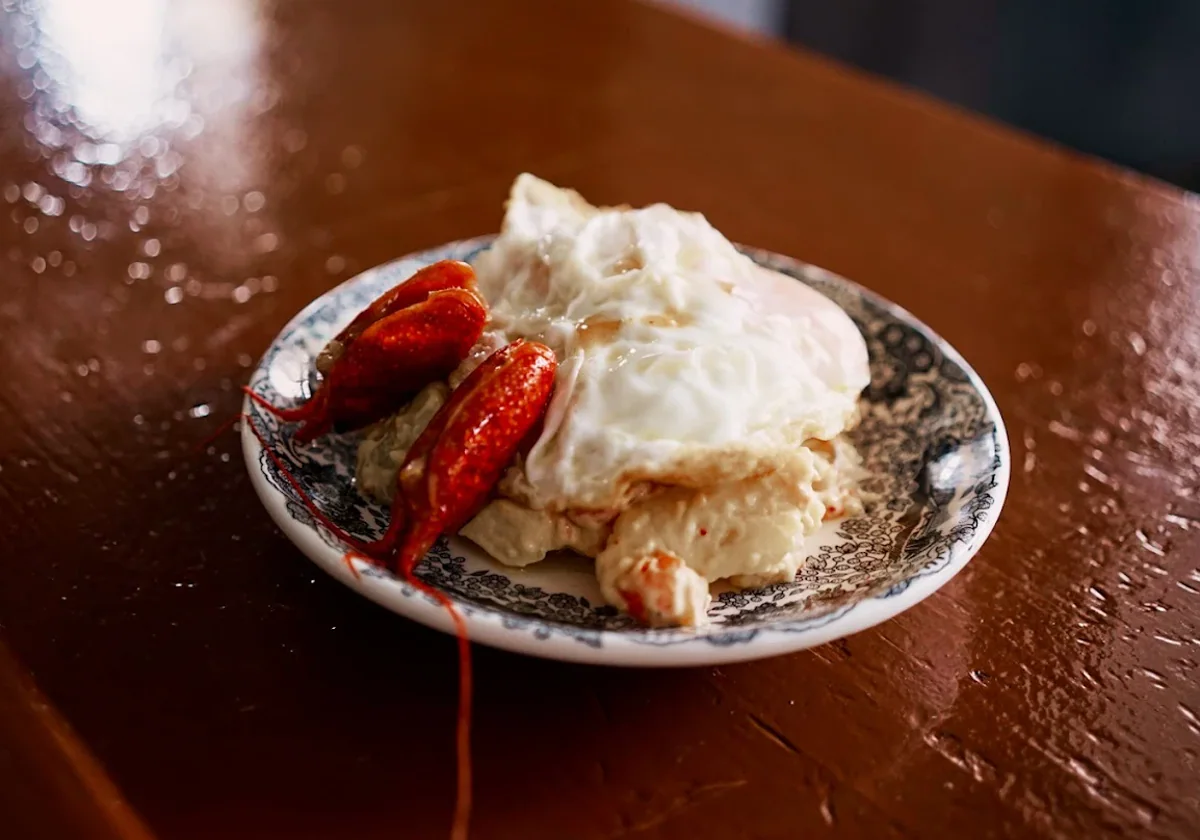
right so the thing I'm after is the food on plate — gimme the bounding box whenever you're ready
[351,174,870,626]
[245,175,871,838]
[252,173,869,626]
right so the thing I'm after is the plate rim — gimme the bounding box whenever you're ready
[242,235,1010,667]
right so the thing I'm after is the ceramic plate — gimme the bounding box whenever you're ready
[242,236,1009,667]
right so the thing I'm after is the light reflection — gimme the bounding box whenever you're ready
[35,0,173,145]
[29,0,264,170]
[171,0,266,198]
[15,0,275,293]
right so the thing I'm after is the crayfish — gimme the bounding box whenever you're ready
[242,259,558,840]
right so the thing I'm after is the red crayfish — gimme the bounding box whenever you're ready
[242,259,558,840]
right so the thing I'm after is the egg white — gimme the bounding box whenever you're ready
[472,174,870,514]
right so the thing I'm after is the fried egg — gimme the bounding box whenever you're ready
[472,174,870,515]
[357,175,872,625]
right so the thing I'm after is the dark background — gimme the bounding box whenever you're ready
[679,0,1200,192]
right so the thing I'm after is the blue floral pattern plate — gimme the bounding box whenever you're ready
[242,237,1009,667]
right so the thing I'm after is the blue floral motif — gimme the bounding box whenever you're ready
[244,237,1008,650]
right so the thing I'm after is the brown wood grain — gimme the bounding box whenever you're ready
[0,0,1197,837]
[0,641,156,840]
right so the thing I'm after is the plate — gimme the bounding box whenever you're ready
[242,236,1009,667]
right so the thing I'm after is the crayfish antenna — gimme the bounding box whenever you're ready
[407,575,473,840]
[192,412,243,456]
[242,414,371,553]
[241,385,312,422]
[242,386,333,442]
[245,417,473,840]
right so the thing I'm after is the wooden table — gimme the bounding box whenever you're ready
[1,1,1197,837]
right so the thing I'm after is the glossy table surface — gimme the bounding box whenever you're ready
[1,1,1198,838]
